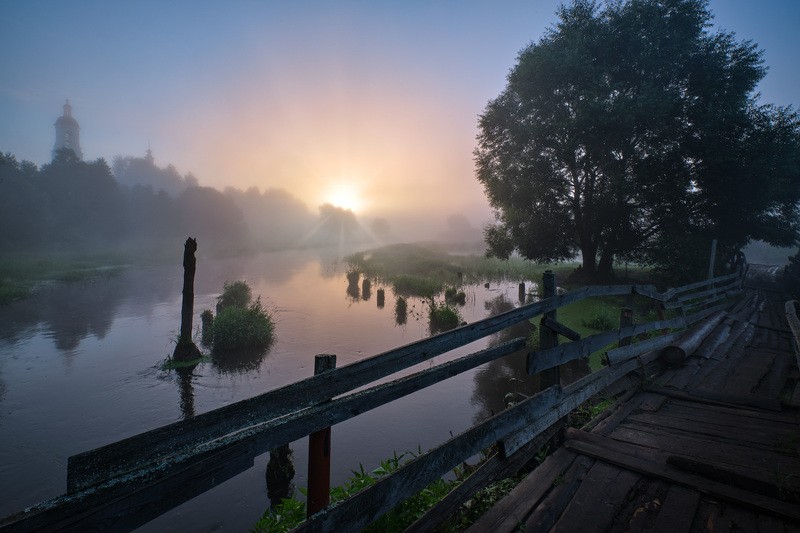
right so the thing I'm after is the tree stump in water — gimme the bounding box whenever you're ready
[174,237,202,361]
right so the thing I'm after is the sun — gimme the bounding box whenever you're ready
[326,184,363,213]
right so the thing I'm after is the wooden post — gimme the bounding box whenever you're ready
[173,237,201,361]
[539,271,559,387]
[518,282,526,305]
[307,354,336,517]
[707,239,717,279]
[619,307,633,347]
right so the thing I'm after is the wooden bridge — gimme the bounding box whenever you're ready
[468,264,800,532]
[2,259,799,532]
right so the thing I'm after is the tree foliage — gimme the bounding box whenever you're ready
[476,0,800,280]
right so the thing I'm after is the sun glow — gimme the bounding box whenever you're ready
[325,183,363,213]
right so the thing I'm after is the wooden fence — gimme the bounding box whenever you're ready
[0,262,747,532]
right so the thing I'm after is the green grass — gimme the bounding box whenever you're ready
[0,255,127,304]
[346,243,582,293]
[253,450,460,533]
[212,298,275,352]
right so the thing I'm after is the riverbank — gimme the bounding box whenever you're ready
[0,255,128,304]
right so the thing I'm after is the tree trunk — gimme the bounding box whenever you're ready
[598,251,614,281]
[174,237,201,361]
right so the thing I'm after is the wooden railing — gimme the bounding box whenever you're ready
[0,262,747,532]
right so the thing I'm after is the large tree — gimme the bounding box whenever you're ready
[476,0,800,280]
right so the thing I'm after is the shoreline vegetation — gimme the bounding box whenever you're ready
[0,254,128,305]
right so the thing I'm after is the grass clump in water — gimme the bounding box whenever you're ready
[207,280,275,353]
[213,299,274,351]
[428,300,461,334]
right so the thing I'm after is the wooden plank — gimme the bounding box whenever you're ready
[611,478,668,532]
[672,271,741,297]
[528,317,685,375]
[563,428,800,522]
[650,485,701,533]
[604,331,683,366]
[68,336,525,492]
[554,461,640,531]
[407,421,565,533]
[646,386,783,412]
[667,455,788,499]
[664,398,799,426]
[11,339,526,530]
[755,352,792,399]
[464,448,578,533]
[521,456,595,533]
[542,316,581,341]
[590,392,657,436]
[0,436,257,531]
[626,412,794,447]
[610,424,800,473]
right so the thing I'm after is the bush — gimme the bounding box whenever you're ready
[212,297,274,351]
[216,280,252,313]
[429,301,461,334]
[582,307,617,331]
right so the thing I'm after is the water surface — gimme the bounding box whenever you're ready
[0,249,579,530]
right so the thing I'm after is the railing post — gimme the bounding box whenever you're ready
[707,238,717,279]
[307,353,336,517]
[540,270,559,387]
[619,307,633,347]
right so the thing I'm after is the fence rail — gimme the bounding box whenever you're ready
[1,261,747,532]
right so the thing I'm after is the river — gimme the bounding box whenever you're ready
[0,248,574,531]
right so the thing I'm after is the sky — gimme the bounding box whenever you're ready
[2,0,799,235]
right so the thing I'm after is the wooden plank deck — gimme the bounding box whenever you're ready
[470,271,800,532]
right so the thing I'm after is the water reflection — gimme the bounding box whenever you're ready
[376,288,385,309]
[361,279,372,301]
[266,444,295,507]
[211,347,272,374]
[0,269,179,351]
[394,297,407,325]
[176,366,196,419]
[344,268,362,301]
[471,294,591,423]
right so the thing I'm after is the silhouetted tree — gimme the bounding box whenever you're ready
[476,0,800,280]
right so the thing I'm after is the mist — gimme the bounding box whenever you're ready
[0,148,485,258]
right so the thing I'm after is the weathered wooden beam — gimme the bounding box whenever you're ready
[541,316,581,342]
[671,271,741,297]
[604,332,683,366]
[406,421,565,533]
[10,339,527,531]
[527,316,686,375]
[296,351,660,532]
[659,311,727,366]
[645,386,783,412]
[563,427,800,522]
[676,278,740,303]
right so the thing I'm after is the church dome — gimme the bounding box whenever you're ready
[54,114,79,127]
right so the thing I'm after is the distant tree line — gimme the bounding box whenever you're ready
[0,148,376,255]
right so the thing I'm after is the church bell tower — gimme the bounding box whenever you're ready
[53,99,83,160]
